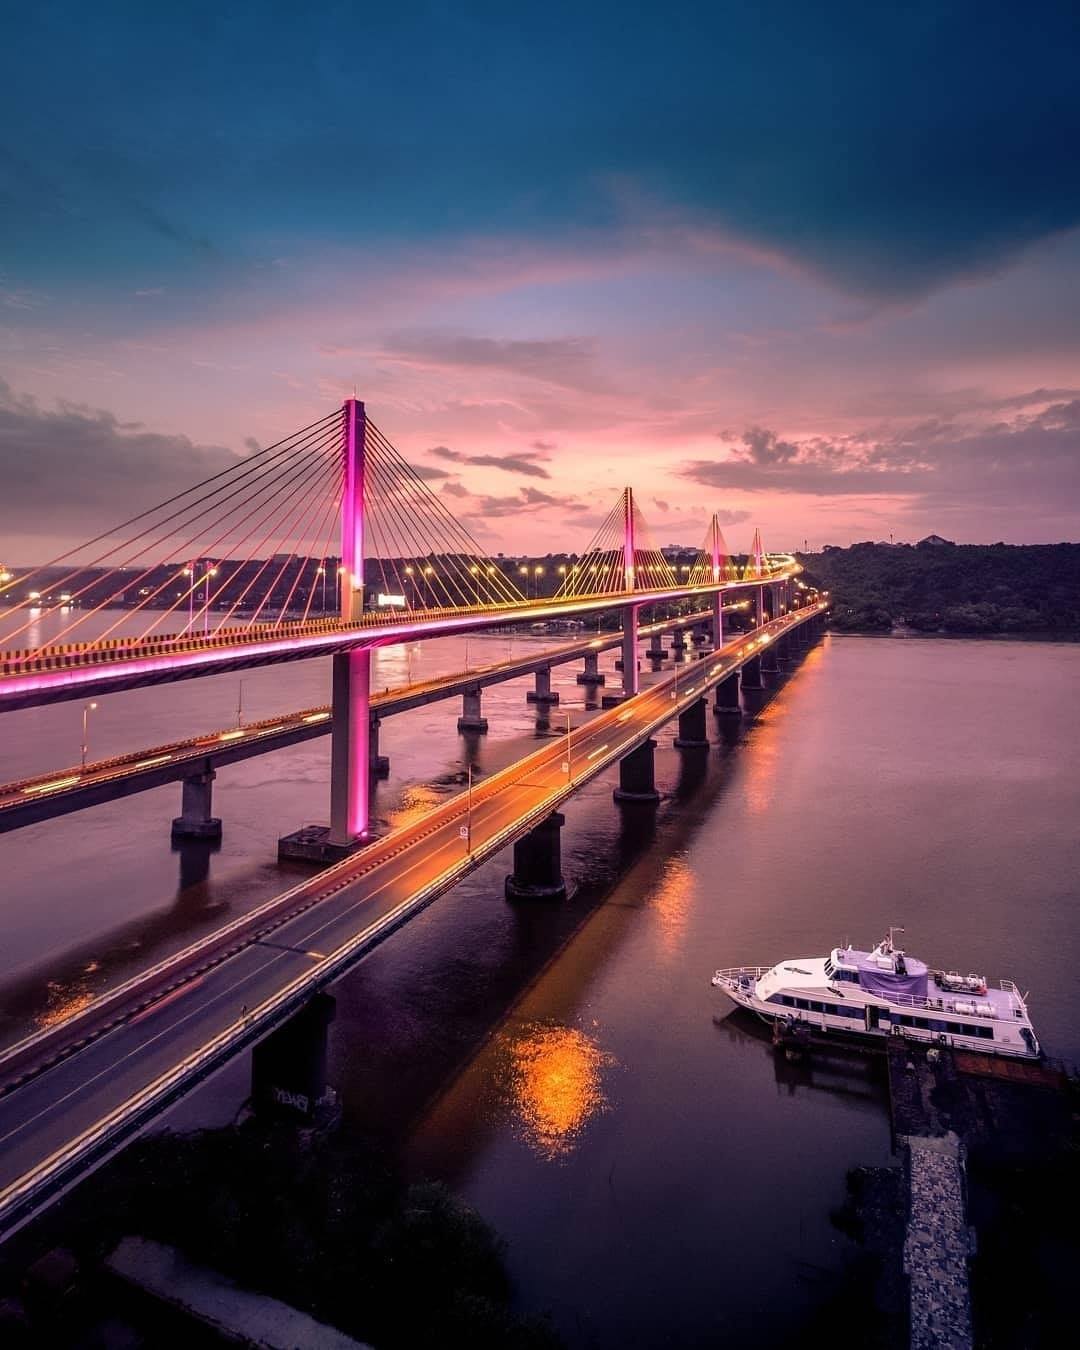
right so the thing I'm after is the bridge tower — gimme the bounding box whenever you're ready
[707,513,726,648]
[750,527,766,626]
[328,397,373,850]
[621,487,640,698]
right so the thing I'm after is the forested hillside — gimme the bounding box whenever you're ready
[800,541,1080,635]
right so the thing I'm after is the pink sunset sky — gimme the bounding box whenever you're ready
[2,4,1079,562]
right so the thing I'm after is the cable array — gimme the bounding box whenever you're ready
[364,420,525,610]
[0,405,530,658]
[554,489,677,599]
[0,413,345,654]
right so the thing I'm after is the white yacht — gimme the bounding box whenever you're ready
[712,930,1040,1059]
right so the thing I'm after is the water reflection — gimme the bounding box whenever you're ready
[651,853,693,957]
[499,1020,613,1160]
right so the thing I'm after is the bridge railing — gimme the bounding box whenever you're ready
[0,572,801,676]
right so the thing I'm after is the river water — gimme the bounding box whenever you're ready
[1,619,1077,1346]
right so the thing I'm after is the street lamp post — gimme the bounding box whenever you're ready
[203,565,218,634]
[81,701,98,770]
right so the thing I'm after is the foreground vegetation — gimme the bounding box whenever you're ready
[801,541,1080,635]
[2,1123,561,1348]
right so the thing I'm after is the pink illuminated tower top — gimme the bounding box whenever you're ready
[341,398,366,621]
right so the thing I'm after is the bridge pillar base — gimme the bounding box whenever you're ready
[613,659,640,673]
[648,634,670,660]
[527,668,560,705]
[740,656,764,691]
[251,992,338,1126]
[713,671,742,716]
[601,691,629,708]
[674,698,710,748]
[613,738,660,803]
[457,686,489,733]
[171,765,222,841]
[277,823,375,865]
[505,811,567,902]
[577,651,606,685]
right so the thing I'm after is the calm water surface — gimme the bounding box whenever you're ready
[1,623,1077,1346]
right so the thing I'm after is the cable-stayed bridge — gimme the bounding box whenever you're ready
[0,399,806,849]
[0,397,827,1243]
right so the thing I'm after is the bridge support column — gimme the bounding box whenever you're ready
[712,594,724,650]
[713,670,742,716]
[170,766,221,837]
[692,627,710,648]
[251,992,338,1125]
[755,587,765,627]
[576,651,606,685]
[327,647,372,850]
[671,629,688,660]
[370,716,390,779]
[457,684,488,733]
[674,697,709,748]
[504,811,567,901]
[760,640,780,674]
[171,761,222,840]
[648,632,669,660]
[526,666,560,705]
[613,738,660,803]
[741,655,764,690]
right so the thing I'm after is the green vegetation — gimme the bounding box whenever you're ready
[800,540,1080,636]
[21,1123,562,1349]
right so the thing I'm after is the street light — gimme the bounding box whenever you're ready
[202,565,218,634]
[81,701,97,769]
[519,564,529,599]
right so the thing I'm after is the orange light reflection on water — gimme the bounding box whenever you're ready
[501,1021,613,1160]
[653,853,693,957]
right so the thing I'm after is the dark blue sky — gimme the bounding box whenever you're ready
[2,1,1079,554]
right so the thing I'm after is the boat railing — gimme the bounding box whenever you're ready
[712,966,770,982]
[828,979,1026,1019]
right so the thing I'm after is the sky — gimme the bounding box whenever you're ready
[2,0,1080,562]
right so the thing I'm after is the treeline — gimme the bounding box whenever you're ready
[800,541,1080,636]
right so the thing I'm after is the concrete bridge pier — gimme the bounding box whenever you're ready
[671,629,688,661]
[691,627,710,648]
[713,671,742,716]
[251,992,338,1125]
[712,593,724,649]
[369,717,390,779]
[526,666,560,706]
[504,811,567,901]
[760,641,780,675]
[576,651,606,685]
[648,632,669,660]
[674,697,710,748]
[171,762,222,841]
[457,684,489,733]
[741,655,765,691]
[613,738,661,803]
[755,587,766,627]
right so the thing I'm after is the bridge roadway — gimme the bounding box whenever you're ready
[0,603,823,1242]
[0,606,742,833]
[0,571,794,712]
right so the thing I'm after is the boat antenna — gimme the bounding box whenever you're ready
[888,926,905,950]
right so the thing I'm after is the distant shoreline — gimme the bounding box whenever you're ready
[828,626,1080,644]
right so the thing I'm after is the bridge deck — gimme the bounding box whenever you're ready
[0,575,791,711]
[0,607,737,831]
[0,605,822,1242]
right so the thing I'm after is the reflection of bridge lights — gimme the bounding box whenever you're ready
[502,1022,612,1159]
